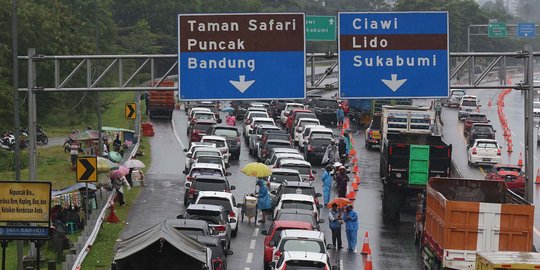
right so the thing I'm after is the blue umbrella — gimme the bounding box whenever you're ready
[222,107,235,113]
[108,151,122,163]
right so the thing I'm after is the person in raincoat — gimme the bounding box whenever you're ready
[343,131,352,154]
[322,139,339,165]
[226,112,236,126]
[336,106,345,127]
[321,165,333,205]
[338,137,348,163]
[343,205,359,252]
[256,178,272,223]
[335,166,349,198]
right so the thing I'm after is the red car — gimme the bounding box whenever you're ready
[463,113,489,135]
[286,109,312,130]
[484,164,525,195]
[189,119,216,144]
[260,220,313,270]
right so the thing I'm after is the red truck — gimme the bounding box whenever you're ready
[415,178,534,270]
[148,80,175,119]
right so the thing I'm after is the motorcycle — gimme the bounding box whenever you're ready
[1,131,15,150]
[36,126,48,145]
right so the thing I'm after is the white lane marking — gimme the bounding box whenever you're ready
[246,252,253,264]
[250,239,256,250]
[535,155,538,160]
[171,117,186,149]
[340,259,344,270]
[534,227,540,237]
[253,228,259,237]
[244,268,250,270]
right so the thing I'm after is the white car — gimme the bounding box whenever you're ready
[273,194,319,220]
[277,159,316,181]
[266,168,303,191]
[533,101,540,117]
[298,126,333,150]
[195,191,241,237]
[191,111,216,122]
[467,139,502,166]
[201,136,230,165]
[183,142,216,170]
[458,96,480,120]
[186,147,223,172]
[273,251,334,270]
[293,118,321,144]
[183,163,229,183]
[281,103,305,124]
[267,153,305,168]
[267,148,301,164]
[244,117,276,139]
[271,230,330,266]
[188,107,212,120]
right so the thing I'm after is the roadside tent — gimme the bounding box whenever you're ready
[113,221,210,270]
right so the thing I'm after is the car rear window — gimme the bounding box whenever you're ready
[191,168,223,177]
[476,142,498,148]
[196,157,222,166]
[467,115,487,121]
[185,211,222,224]
[194,123,214,132]
[254,120,274,126]
[299,121,319,127]
[280,239,324,253]
[314,100,338,109]
[194,113,214,120]
[213,129,239,137]
[462,100,477,106]
[473,126,493,133]
[197,197,232,212]
[194,151,220,158]
[270,172,302,183]
[282,165,310,175]
[203,139,226,147]
[285,261,325,269]
[310,138,331,147]
[267,133,290,141]
[280,201,313,211]
[283,186,315,196]
[276,213,313,225]
[193,179,227,191]
[176,228,206,236]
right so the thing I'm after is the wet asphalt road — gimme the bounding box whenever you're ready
[120,104,423,269]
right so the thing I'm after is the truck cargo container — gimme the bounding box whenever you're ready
[476,252,540,270]
[381,105,434,141]
[347,99,413,127]
[148,80,175,119]
[415,178,534,270]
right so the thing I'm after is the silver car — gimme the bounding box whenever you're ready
[180,204,233,251]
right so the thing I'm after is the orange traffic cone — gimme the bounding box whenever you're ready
[347,189,356,200]
[107,202,120,223]
[352,164,359,173]
[352,157,358,165]
[488,98,492,107]
[349,148,357,157]
[518,152,523,167]
[361,231,371,255]
[352,181,359,191]
[536,169,540,184]
[354,174,361,183]
[507,141,513,153]
[364,252,373,270]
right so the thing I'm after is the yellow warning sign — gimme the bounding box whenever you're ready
[0,181,52,223]
[76,157,97,182]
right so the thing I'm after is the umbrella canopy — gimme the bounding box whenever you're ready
[241,162,272,178]
[74,130,100,141]
[222,107,235,113]
[108,151,122,163]
[110,165,130,179]
[123,159,146,169]
[97,157,118,172]
[327,198,352,208]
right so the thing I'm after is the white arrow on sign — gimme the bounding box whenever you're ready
[328,18,334,25]
[229,75,255,93]
[381,74,407,92]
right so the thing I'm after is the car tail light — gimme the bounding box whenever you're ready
[274,250,282,261]
[229,211,235,218]
[186,176,194,181]
[309,172,315,181]
[236,137,241,143]
[389,146,393,155]
[476,107,480,113]
[214,225,226,232]
[188,187,195,198]
[369,130,373,136]
[307,145,314,151]
[497,148,501,156]
[212,258,223,270]
[472,148,477,154]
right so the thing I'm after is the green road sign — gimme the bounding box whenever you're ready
[488,22,507,38]
[306,16,336,41]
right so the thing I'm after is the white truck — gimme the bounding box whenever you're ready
[381,105,435,140]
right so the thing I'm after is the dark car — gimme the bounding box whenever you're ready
[184,176,235,205]
[464,113,489,135]
[271,208,324,231]
[259,139,293,163]
[189,120,217,145]
[303,137,331,164]
[196,235,233,270]
[467,123,496,146]
[180,204,233,251]
[311,98,339,124]
[209,126,241,160]
[249,124,280,157]
[271,182,322,208]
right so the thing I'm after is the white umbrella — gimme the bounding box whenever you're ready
[123,159,146,169]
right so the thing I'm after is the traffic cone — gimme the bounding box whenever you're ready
[352,157,358,165]
[361,231,371,255]
[536,169,540,184]
[107,202,120,223]
[349,148,357,157]
[354,174,361,183]
[364,252,373,270]
[488,98,492,107]
[352,164,359,173]
[352,181,359,191]
[518,152,523,167]
[507,141,513,153]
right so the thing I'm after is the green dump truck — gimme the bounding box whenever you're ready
[379,133,452,222]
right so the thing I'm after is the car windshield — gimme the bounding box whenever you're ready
[203,139,226,147]
[276,213,314,225]
[284,261,325,270]
[213,129,238,137]
[310,138,331,147]
[476,142,498,148]
[194,123,214,132]
[176,228,206,236]
[280,201,313,211]
[282,186,315,196]
[190,168,223,177]
[185,211,222,225]
[315,100,338,109]
[280,239,324,253]
[254,120,274,126]
[192,179,227,191]
[270,172,302,183]
[197,197,232,212]
[462,100,477,106]
[474,126,493,133]
[467,115,487,121]
[282,165,310,175]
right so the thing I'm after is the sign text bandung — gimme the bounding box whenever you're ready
[339,12,449,99]
[0,181,51,223]
[178,13,306,100]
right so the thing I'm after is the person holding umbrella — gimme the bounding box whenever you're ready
[111,166,131,206]
[256,178,271,223]
[343,205,359,252]
[328,203,343,250]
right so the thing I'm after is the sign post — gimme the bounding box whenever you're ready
[306,16,336,41]
[76,156,97,226]
[338,12,449,98]
[488,22,507,38]
[178,13,306,100]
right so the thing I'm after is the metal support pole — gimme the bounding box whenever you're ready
[525,43,535,203]
[27,48,37,181]
[467,26,471,52]
[97,94,102,156]
[85,183,89,226]
[34,241,40,270]
[1,240,8,270]
[310,56,315,86]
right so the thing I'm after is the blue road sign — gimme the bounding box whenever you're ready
[339,12,449,99]
[517,23,536,38]
[178,13,306,100]
[0,226,49,240]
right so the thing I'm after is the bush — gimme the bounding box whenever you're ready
[0,150,28,172]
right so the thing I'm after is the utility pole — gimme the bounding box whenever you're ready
[524,43,535,203]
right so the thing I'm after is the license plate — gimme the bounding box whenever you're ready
[466,109,473,112]
[482,158,491,161]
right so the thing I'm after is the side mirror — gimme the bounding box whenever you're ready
[317,204,323,209]
[230,185,236,190]
[261,230,268,235]
[225,172,232,176]
[249,130,254,134]
[177,215,184,219]
[326,244,335,250]
[229,218,237,223]
[186,153,192,158]
[236,203,243,208]
[488,120,491,122]
[185,182,191,188]
[312,170,317,175]
[220,239,227,248]
[265,160,270,165]
[226,250,234,256]
[315,193,322,198]
[303,141,307,145]
[270,262,276,268]
[183,170,188,175]
[318,219,325,224]
[183,149,188,152]
[217,119,223,124]
[269,241,276,247]
[271,190,277,195]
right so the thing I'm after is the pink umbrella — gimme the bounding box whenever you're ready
[110,165,129,179]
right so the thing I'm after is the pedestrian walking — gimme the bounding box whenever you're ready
[125,168,134,187]
[338,137,347,163]
[226,112,236,126]
[321,165,333,205]
[328,203,343,249]
[336,106,345,127]
[113,134,122,152]
[434,99,442,124]
[112,176,131,206]
[256,179,272,223]
[69,140,81,169]
[335,166,349,198]
[322,139,339,165]
[343,205,359,252]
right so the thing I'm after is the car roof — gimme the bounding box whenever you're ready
[257,124,279,129]
[494,164,521,169]
[193,175,227,181]
[285,103,304,106]
[474,139,498,143]
[201,135,227,141]
[191,107,212,112]
[193,147,221,153]
[165,218,209,229]
[279,159,312,166]
[280,229,324,239]
[279,194,314,202]
[272,168,301,174]
[191,163,223,169]
[272,220,313,230]
[193,111,214,115]
[186,203,224,211]
[471,123,493,127]
[304,125,327,130]
[298,118,320,122]
[190,142,216,148]
[466,113,487,117]
[283,251,327,262]
[197,191,233,200]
